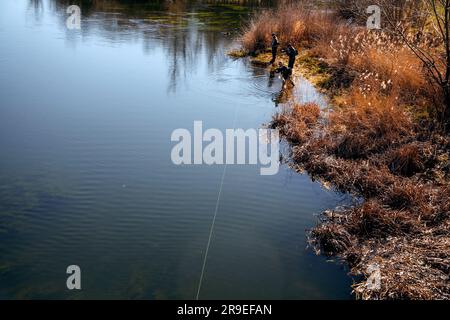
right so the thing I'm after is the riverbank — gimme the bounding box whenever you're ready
[233,3,450,299]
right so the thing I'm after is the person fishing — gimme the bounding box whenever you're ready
[284,43,298,69]
[271,62,295,89]
[270,33,279,64]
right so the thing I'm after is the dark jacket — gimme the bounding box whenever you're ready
[274,66,292,79]
[286,46,298,68]
[271,36,279,48]
[286,46,298,57]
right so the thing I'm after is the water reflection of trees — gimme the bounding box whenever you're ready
[29,0,44,10]
[28,0,44,22]
[51,0,275,13]
[42,0,274,91]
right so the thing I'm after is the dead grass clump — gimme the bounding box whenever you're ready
[309,223,354,256]
[291,102,320,125]
[351,234,450,300]
[241,2,337,53]
[352,166,397,198]
[388,143,424,177]
[271,103,320,143]
[347,201,419,237]
[241,10,273,53]
[382,181,428,212]
[329,92,414,159]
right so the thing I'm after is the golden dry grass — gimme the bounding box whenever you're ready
[241,3,337,53]
[243,2,450,300]
[241,3,440,117]
[272,100,449,299]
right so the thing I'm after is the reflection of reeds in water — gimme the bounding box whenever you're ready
[28,0,44,21]
[51,0,275,14]
[46,0,256,92]
[29,0,44,9]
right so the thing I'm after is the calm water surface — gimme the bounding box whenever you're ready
[0,0,352,299]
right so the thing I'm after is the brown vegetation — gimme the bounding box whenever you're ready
[242,1,450,299]
[242,2,337,53]
[273,100,449,299]
[243,0,449,127]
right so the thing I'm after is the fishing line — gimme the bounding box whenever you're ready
[195,99,240,300]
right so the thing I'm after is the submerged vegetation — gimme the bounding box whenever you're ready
[240,0,450,299]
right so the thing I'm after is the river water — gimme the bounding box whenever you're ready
[0,0,352,299]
